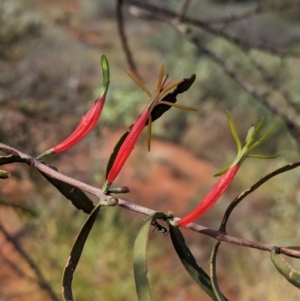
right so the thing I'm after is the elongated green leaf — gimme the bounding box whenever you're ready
[247,154,280,159]
[226,112,241,152]
[249,123,276,151]
[146,74,196,125]
[252,116,265,140]
[39,168,94,214]
[170,226,229,301]
[105,131,129,180]
[133,212,167,301]
[62,204,101,301]
[210,241,226,301]
[271,247,300,289]
[101,55,110,85]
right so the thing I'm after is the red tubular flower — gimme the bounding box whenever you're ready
[36,55,110,160]
[106,109,150,183]
[176,113,279,227]
[178,164,239,227]
[104,66,197,189]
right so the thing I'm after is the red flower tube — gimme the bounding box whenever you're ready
[178,164,239,227]
[106,109,150,184]
[36,55,110,160]
[53,92,106,153]
[103,65,197,191]
[175,113,278,227]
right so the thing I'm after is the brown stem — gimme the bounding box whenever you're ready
[124,0,300,57]
[1,142,300,258]
[116,0,141,80]
[203,2,300,25]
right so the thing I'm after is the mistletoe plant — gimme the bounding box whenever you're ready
[1,55,300,301]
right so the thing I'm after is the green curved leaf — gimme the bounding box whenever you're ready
[271,247,300,289]
[133,212,168,301]
[39,166,94,214]
[101,55,110,85]
[62,204,101,301]
[210,241,226,301]
[146,74,196,125]
[170,226,229,301]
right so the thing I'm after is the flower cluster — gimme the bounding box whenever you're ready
[104,66,196,191]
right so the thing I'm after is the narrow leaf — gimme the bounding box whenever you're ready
[252,116,265,139]
[158,101,197,111]
[245,126,255,143]
[146,74,196,125]
[101,55,110,84]
[169,226,229,301]
[125,69,152,99]
[271,247,300,289]
[133,212,167,301]
[40,168,94,214]
[156,65,165,93]
[247,154,280,159]
[226,112,241,152]
[62,204,101,301]
[249,123,276,151]
[210,241,226,301]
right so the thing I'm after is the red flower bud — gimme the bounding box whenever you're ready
[106,109,150,184]
[178,164,239,227]
[36,55,110,160]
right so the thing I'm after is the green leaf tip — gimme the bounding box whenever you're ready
[271,247,300,289]
[226,111,241,152]
[170,227,229,301]
[215,114,278,176]
[101,55,110,84]
[248,122,276,151]
[133,212,168,301]
[210,241,226,301]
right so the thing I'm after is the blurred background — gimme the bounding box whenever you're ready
[1,0,300,300]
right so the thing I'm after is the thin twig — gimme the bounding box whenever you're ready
[245,53,300,115]
[177,0,192,23]
[124,0,300,57]
[219,160,300,232]
[169,21,300,143]
[1,143,300,258]
[203,2,300,25]
[116,0,141,80]
[0,223,59,301]
[125,1,300,143]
